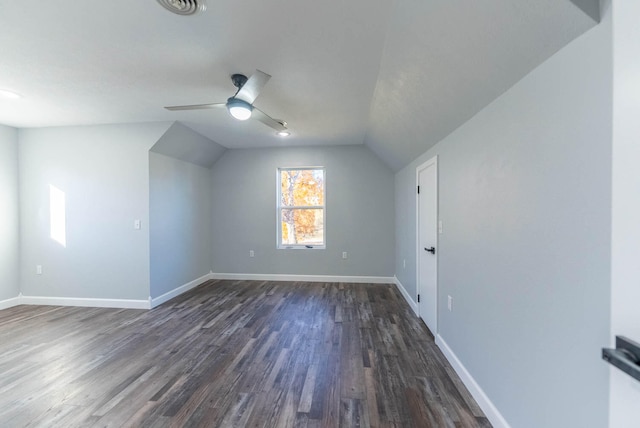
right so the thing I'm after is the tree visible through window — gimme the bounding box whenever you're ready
[277,167,325,248]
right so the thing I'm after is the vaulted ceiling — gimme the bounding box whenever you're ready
[0,0,598,170]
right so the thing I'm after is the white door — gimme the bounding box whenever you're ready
[417,156,438,335]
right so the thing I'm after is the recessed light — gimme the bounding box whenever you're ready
[0,89,22,99]
[277,130,291,137]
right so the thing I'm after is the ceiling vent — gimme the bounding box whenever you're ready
[156,0,206,15]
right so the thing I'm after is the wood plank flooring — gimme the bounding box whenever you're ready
[0,280,491,427]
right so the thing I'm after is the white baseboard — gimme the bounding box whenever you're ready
[150,272,212,308]
[19,295,150,310]
[0,295,21,310]
[210,272,395,284]
[393,275,418,315]
[436,335,510,428]
[1,272,393,311]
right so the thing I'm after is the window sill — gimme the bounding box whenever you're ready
[278,245,326,250]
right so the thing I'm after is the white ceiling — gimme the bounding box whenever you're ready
[0,0,598,170]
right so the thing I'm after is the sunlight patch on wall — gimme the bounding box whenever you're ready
[49,184,66,247]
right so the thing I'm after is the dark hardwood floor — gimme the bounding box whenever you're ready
[0,280,491,427]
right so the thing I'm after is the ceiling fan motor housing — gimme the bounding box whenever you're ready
[231,74,248,89]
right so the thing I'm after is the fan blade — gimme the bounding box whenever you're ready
[236,70,271,104]
[164,103,226,111]
[252,107,287,131]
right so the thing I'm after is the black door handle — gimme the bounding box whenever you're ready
[424,247,435,254]
[603,336,640,382]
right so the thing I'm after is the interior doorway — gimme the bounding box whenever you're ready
[416,156,438,335]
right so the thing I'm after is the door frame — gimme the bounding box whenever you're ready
[416,155,438,333]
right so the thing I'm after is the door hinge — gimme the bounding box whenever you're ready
[417,294,420,303]
[417,185,420,194]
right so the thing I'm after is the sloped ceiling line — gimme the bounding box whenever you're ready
[569,0,601,22]
[364,0,600,171]
[150,122,226,168]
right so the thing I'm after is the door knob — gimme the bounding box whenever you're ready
[424,247,435,254]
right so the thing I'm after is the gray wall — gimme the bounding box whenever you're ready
[19,123,170,300]
[395,7,611,428]
[211,145,394,277]
[0,125,20,302]
[150,152,212,299]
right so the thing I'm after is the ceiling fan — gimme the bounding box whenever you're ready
[164,70,290,136]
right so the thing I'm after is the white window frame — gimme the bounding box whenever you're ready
[276,167,326,249]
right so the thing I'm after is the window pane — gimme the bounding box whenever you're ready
[280,169,324,207]
[280,208,324,246]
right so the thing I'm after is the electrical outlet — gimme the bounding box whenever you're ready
[36,265,42,275]
[448,295,453,311]
[134,219,141,230]
[249,250,255,258]
[342,252,348,259]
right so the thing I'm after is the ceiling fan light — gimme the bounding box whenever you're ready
[229,106,252,121]
[226,98,253,121]
[276,130,290,137]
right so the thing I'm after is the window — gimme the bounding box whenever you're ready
[277,167,325,249]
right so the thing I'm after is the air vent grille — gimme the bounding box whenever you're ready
[156,0,206,15]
